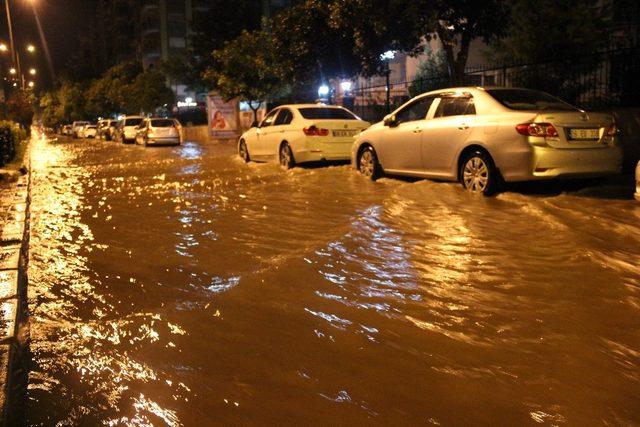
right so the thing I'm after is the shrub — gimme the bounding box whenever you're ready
[0,121,23,166]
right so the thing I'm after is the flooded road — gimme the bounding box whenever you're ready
[26,136,640,425]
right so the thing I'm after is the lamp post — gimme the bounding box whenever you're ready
[381,51,395,114]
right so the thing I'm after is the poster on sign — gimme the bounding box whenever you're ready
[207,93,238,139]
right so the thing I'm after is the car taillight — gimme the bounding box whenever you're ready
[303,126,329,136]
[516,122,559,137]
[606,123,617,137]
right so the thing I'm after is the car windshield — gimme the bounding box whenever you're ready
[87,126,96,129]
[486,89,579,111]
[124,118,143,126]
[150,119,175,127]
[298,108,359,120]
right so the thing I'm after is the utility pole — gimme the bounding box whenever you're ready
[4,0,23,89]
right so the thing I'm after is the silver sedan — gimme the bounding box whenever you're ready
[352,87,622,195]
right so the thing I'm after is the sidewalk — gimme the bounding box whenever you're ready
[0,138,31,424]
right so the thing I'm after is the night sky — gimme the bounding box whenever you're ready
[0,0,96,88]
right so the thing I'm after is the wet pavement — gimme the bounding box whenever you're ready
[26,136,640,425]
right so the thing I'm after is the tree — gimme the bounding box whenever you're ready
[329,0,508,85]
[408,48,449,97]
[490,0,609,63]
[189,0,263,87]
[206,29,285,123]
[488,0,610,102]
[5,91,35,129]
[270,0,362,88]
[127,69,175,115]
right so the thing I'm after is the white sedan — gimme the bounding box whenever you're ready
[352,87,622,195]
[238,104,370,168]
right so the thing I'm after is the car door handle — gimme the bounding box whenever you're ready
[412,128,422,134]
[458,124,469,130]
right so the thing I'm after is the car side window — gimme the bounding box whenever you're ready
[434,97,476,118]
[274,109,293,126]
[395,97,435,124]
[260,109,279,128]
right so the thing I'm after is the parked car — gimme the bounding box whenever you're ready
[62,124,72,136]
[135,118,181,146]
[636,162,640,200]
[352,87,622,195]
[115,116,144,144]
[82,124,97,138]
[71,121,90,138]
[238,104,370,169]
[97,119,115,140]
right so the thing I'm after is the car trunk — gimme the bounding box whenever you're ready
[307,120,370,140]
[535,111,612,149]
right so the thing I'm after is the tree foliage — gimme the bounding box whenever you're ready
[40,61,175,126]
[329,0,508,84]
[189,0,263,88]
[206,30,285,122]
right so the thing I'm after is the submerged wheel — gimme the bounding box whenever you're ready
[358,146,382,181]
[279,143,295,169]
[238,140,250,163]
[460,150,499,196]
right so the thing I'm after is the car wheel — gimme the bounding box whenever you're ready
[279,143,295,169]
[460,150,499,196]
[238,140,250,163]
[358,146,382,181]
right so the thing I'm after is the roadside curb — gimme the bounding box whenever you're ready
[0,142,31,425]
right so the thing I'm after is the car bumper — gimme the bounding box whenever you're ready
[147,137,180,145]
[293,140,353,163]
[500,145,622,182]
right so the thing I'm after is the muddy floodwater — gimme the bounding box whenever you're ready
[25,136,640,425]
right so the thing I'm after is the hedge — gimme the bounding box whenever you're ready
[0,121,25,166]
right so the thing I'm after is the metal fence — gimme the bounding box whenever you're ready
[350,47,640,123]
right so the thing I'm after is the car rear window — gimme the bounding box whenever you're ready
[125,118,143,126]
[486,89,578,111]
[150,119,175,127]
[298,108,358,120]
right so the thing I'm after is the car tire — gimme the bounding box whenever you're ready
[358,146,382,181]
[279,143,295,169]
[459,150,500,196]
[238,140,250,163]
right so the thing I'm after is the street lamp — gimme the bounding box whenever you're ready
[9,67,16,75]
[29,68,36,75]
[28,81,34,88]
[0,44,7,52]
[340,81,352,93]
[380,50,396,113]
[318,85,330,98]
[27,44,35,53]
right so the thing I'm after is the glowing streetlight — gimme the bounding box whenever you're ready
[0,44,7,52]
[28,81,34,88]
[27,44,35,53]
[29,68,36,75]
[9,67,16,75]
[340,81,352,93]
[318,85,330,97]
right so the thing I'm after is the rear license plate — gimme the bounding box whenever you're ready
[332,130,357,137]
[569,128,599,140]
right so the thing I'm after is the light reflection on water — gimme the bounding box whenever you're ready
[26,137,640,425]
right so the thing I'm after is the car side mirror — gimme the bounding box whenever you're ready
[384,114,398,127]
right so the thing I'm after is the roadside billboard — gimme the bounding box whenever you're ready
[207,93,239,140]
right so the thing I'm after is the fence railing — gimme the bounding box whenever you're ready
[349,47,640,123]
